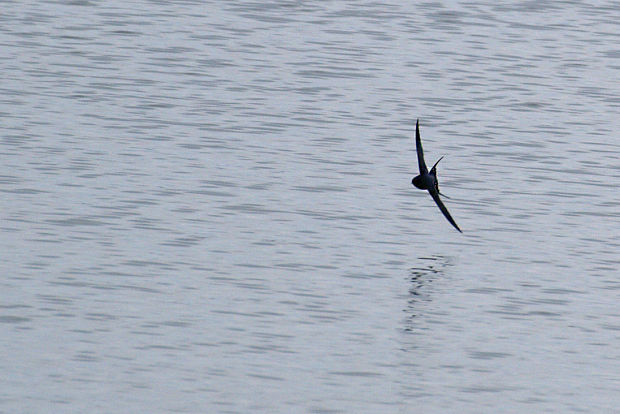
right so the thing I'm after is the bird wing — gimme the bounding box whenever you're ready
[428,187,462,233]
[415,119,428,174]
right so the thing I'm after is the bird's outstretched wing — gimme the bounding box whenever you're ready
[415,119,428,174]
[428,187,462,233]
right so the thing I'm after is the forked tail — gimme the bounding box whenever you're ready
[430,156,444,174]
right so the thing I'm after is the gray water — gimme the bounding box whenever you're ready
[2,1,620,413]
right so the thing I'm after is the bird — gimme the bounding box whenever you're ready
[411,119,462,233]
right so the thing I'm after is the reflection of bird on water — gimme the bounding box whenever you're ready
[403,256,448,331]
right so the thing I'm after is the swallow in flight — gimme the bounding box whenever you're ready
[411,119,462,233]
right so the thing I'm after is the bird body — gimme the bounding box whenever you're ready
[411,173,434,190]
[411,119,462,233]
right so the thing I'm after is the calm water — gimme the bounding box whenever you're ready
[2,1,620,413]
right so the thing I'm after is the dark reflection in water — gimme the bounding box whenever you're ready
[403,256,450,332]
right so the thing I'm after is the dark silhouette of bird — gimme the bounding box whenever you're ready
[411,119,462,233]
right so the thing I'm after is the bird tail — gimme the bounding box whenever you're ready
[438,190,451,199]
[430,156,444,174]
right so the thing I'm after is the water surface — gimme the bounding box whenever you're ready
[2,1,620,413]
